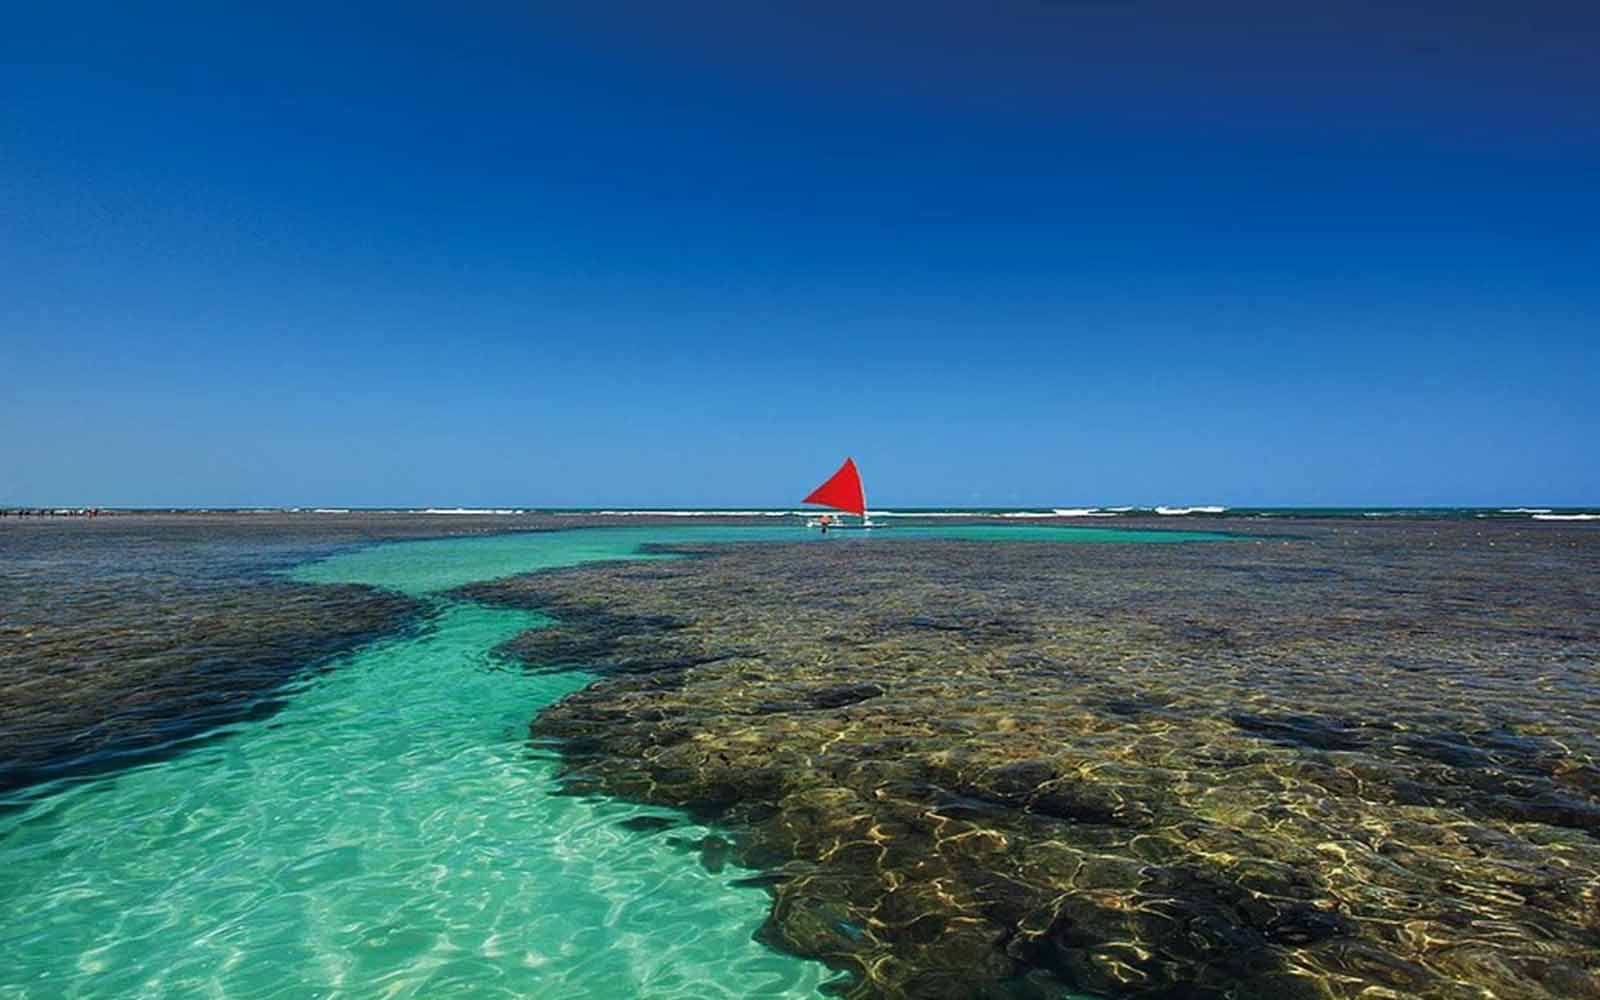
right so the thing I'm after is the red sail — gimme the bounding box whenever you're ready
[803,457,865,516]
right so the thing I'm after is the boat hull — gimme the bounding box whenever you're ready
[804,519,885,530]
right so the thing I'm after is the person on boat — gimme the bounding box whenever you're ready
[819,513,831,533]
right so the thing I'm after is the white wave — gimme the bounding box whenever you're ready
[1500,508,1553,514]
[576,507,1156,520]
[312,508,350,514]
[1154,505,1226,515]
[1532,513,1600,521]
[421,508,523,515]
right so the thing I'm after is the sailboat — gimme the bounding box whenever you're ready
[802,457,881,529]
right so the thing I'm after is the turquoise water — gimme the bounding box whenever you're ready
[289,524,1231,597]
[0,525,1219,999]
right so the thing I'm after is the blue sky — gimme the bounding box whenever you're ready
[3,2,1596,507]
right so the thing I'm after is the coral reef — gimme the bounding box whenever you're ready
[462,521,1600,999]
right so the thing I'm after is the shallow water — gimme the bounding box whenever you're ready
[1,524,1207,998]
[470,525,1600,999]
[289,524,1232,597]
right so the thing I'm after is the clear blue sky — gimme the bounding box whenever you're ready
[3,1,1596,507]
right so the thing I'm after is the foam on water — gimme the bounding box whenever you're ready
[420,508,526,515]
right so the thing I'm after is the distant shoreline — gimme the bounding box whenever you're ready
[4,506,1598,524]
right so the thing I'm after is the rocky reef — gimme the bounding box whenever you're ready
[460,521,1600,999]
[0,579,422,792]
[0,514,503,792]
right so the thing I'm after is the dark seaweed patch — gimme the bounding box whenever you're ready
[617,815,679,833]
[1231,712,1373,751]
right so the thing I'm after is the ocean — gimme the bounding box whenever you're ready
[1,513,1596,998]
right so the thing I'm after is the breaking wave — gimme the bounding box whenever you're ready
[421,508,525,515]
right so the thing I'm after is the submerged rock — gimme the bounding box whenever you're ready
[0,579,422,791]
[0,513,531,792]
[461,521,1600,999]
